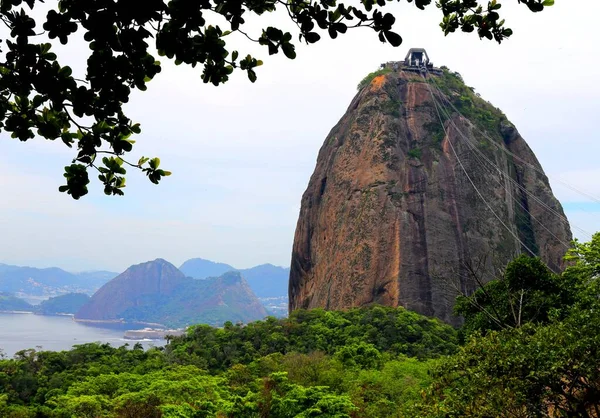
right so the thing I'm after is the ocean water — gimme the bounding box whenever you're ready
[0,312,166,358]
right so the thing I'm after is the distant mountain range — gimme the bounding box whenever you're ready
[75,259,267,327]
[179,258,290,298]
[0,263,117,297]
[179,259,236,280]
[0,259,290,300]
[0,258,290,325]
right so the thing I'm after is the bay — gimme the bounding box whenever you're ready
[0,312,166,358]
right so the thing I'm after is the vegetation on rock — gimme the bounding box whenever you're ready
[357,68,392,91]
[407,147,422,160]
[431,68,507,141]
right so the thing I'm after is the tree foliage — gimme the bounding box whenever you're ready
[167,305,457,372]
[0,305,452,417]
[417,233,600,417]
[357,67,391,90]
[455,255,575,335]
[0,0,551,198]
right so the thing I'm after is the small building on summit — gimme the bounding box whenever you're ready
[380,48,442,75]
[404,48,430,67]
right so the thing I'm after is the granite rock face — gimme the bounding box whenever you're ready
[289,67,572,323]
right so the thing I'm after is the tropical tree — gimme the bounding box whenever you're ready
[455,254,576,335]
[417,233,600,417]
[0,0,552,198]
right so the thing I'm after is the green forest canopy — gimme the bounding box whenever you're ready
[1,233,599,417]
[0,305,457,417]
[0,0,552,198]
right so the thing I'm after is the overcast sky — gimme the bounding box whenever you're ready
[1,1,599,272]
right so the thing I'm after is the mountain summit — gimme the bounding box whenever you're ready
[289,62,572,323]
[76,259,267,327]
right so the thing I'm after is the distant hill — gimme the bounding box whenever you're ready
[0,264,117,296]
[75,271,119,288]
[0,265,77,294]
[179,259,290,298]
[34,293,90,315]
[0,292,33,312]
[239,264,289,298]
[179,258,235,280]
[76,259,267,328]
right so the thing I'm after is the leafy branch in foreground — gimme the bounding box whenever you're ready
[0,0,552,198]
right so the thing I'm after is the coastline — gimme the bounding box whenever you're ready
[123,328,186,340]
[73,318,166,328]
[0,311,75,317]
[0,314,168,357]
[0,310,34,314]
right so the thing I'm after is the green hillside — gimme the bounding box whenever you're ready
[34,293,90,315]
[0,293,32,312]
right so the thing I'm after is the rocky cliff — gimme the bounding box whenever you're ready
[289,66,572,323]
[76,259,267,327]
